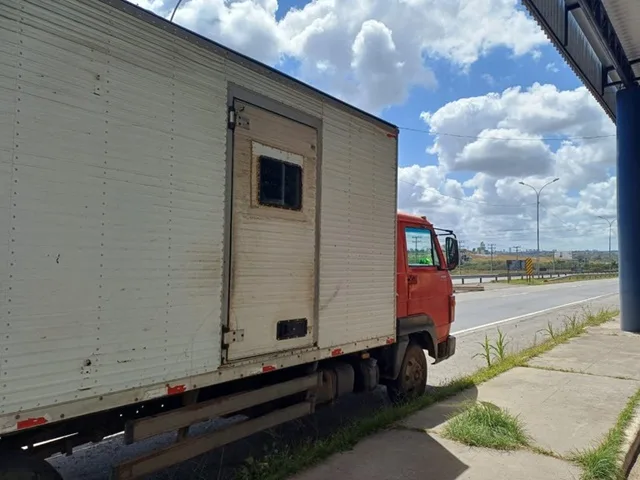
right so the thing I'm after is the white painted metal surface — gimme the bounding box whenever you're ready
[317,105,397,348]
[0,0,398,431]
[603,0,640,65]
[1,0,226,417]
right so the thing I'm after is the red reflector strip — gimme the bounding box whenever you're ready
[17,417,48,430]
[331,348,343,357]
[262,365,276,373]
[386,337,395,344]
[167,384,186,395]
[386,133,398,138]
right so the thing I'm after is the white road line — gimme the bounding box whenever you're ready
[499,292,531,298]
[452,292,618,336]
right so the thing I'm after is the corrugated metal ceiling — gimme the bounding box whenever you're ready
[522,0,640,122]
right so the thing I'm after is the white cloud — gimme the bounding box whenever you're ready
[130,0,548,112]
[482,73,496,86]
[546,62,559,73]
[402,84,617,251]
[127,1,614,251]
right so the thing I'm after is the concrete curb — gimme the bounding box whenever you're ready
[622,402,640,477]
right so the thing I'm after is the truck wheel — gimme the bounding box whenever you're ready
[386,342,427,403]
[0,452,62,480]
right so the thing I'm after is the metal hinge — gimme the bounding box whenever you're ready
[228,107,236,130]
[223,329,245,345]
[228,106,250,130]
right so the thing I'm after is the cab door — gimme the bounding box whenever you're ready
[404,225,451,339]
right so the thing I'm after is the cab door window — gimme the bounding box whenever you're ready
[405,227,440,267]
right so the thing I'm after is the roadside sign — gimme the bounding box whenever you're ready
[525,258,534,276]
[506,259,524,271]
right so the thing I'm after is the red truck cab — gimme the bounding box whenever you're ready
[380,212,459,401]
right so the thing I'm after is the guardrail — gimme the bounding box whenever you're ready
[451,271,618,285]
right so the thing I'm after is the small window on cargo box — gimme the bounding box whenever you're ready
[259,156,302,210]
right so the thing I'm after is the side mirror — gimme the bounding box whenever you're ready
[445,237,459,271]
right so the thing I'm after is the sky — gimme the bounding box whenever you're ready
[131,0,618,253]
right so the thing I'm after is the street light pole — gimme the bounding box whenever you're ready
[519,178,560,276]
[597,216,616,263]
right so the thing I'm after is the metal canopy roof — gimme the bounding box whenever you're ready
[521,0,640,122]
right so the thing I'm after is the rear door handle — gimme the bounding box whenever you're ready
[407,274,418,285]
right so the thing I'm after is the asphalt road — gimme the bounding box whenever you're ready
[452,278,620,333]
[49,278,621,480]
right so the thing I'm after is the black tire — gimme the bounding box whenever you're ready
[0,452,63,480]
[386,342,428,403]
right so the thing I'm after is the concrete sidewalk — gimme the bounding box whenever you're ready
[293,320,640,480]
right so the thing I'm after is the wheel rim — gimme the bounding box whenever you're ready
[403,356,424,395]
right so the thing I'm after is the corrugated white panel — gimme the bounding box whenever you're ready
[317,106,397,348]
[1,0,226,414]
[0,1,18,318]
[604,0,640,61]
[226,61,323,119]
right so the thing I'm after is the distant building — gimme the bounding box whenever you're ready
[554,251,573,260]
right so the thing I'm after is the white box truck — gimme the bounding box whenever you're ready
[0,1,459,478]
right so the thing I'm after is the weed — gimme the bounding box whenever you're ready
[474,334,493,367]
[442,401,529,450]
[539,321,558,340]
[572,388,640,480]
[563,312,580,334]
[490,328,510,362]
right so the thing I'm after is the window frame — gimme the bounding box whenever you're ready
[257,155,303,211]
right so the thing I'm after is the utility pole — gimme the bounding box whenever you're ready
[489,243,496,273]
[513,246,520,261]
[597,216,616,264]
[410,235,420,264]
[519,178,560,275]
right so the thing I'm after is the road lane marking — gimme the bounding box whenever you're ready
[452,292,618,336]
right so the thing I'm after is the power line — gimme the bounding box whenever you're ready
[397,125,615,142]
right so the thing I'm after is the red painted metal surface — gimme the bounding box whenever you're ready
[396,213,454,342]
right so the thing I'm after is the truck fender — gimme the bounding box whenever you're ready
[387,315,438,380]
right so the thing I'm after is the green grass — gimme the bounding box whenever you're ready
[572,389,640,480]
[236,307,618,480]
[442,401,529,450]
